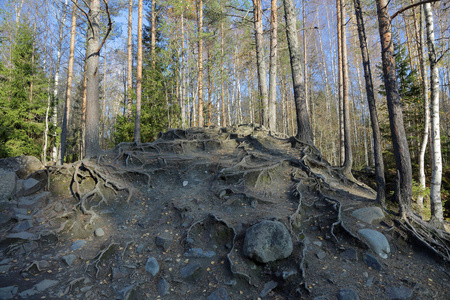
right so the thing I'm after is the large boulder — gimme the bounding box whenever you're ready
[243,220,293,263]
[0,155,44,179]
[351,207,384,224]
[0,170,18,201]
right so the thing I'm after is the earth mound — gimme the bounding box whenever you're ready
[0,125,449,299]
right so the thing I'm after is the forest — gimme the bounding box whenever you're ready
[0,0,449,224]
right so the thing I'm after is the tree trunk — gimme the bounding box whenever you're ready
[181,12,186,129]
[424,2,443,226]
[417,4,430,208]
[221,20,226,127]
[337,0,345,166]
[60,0,77,164]
[197,0,204,127]
[134,0,143,143]
[340,0,353,176]
[151,0,156,68]
[253,0,269,127]
[127,0,133,118]
[81,50,88,159]
[376,0,413,218]
[85,0,101,157]
[101,41,108,148]
[268,0,278,131]
[302,0,309,123]
[207,45,213,126]
[282,0,313,145]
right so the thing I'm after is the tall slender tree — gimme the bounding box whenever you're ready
[197,0,204,127]
[352,0,386,205]
[376,0,413,218]
[134,0,143,143]
[282,0,314,145]
[127,0,133,118]
[268,0,278,131]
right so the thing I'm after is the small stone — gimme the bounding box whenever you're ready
[316,250,326,260]
[358,229,390,258]
[18,288,37,298]
[385,285,414,300]
[260,281,278,298]
[183,181,189,187]
[10,220,33,233]
[145,257,159,276]
[184,248,216,258]
[136,244,144,254]
[5,232,37,240]
[340,249,358,261]
[282,269,297,280]
[0,264,11,273]
[38,260,49,269]
[112,266,127,279]
[35,279,58,292]
[0,212,12,225]
[157,278,170,296]
[180,263,202,279]
[70,240,87,251]
[207,287,231,300]
[313,241,323,247]
[118,284,138,300]
[94,228,105,237]
[0,285,18,299]
[363,253,382,271]
[21,178,41,196]
[155,234,173,251]
[62,254,76,266]
[337,288,360,300]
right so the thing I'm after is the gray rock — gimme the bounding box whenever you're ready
[94,228,105,237]
[118,284,138,300]
[352,207,384,224]
[112,266,128,279]
[207,287,231,300]
[157,278,170,296]
[10,220,33,233]
[340,249,358,261]
[337,289,360,300]
[313,241,323,247]
[0,170,17,201]
[35,279,58,292]
[0,155,44,179]
[62,254,76,266]
[183,181,189,187]
[136,244,144,253]
[0,285,18,299]
[358,229,390,258]
[0,212,12,225]
[155,234,173,251]
[5,232,38,240]
[21,178,41,196]
[363,253,382,271]
[316,250,327,260]
[180,263,202,279]
[184,248,216,258]
[12,214,33,221]
[385,286,413,300]
[243,220,293,263]
[145,257,159,276]
[260,280,278,298]
[70,240,87,251]
[18,288,37,298]
[18,192,50,207]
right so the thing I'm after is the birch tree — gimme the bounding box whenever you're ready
[134,0,143,143]
[268,0,277,131]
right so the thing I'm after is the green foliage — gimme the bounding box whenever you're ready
[0,20,49,158]
[411,179,430,203]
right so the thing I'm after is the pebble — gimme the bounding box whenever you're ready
[155,234,173,251]
[313,241,323,247]
[207,287,231,300]
[183,181,189,187]
[70,240,87,251]
[316,250,327,260]
[145,257,159,276]
[337,288,360,300]
[94,228,105,237]
[363,253,382,271]
[0,264,11,273]
[260,280,278,298]
[184,248,216,258]
[35,279,58,292]
[385,285,413,300]
[62,255,76,266]
[158,278,170,296]
[136,244,144,253]
[340,248,358,261]
[181,263,202,279]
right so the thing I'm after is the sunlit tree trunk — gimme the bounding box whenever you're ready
[376,0,413,218]
[253,0,269,127]
[424,2,443,226]
[60,0,77,164]
[134,0,143,143]
[181,12,186,129]
[337,0,345,165]
[268,0,278,131]
[417,5,430,208]
[197,0,204,127]
[283,0,313,144]
[221,19,226,127]
[151,0,156,68]
[127,0,133,118]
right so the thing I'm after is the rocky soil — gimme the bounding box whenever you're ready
[0,125,449,300]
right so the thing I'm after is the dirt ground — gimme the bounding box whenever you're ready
[1,125,449,300]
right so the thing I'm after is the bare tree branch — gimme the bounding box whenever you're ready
[391,0,440,21]
[71,0,93,37]
[97,0,112,53]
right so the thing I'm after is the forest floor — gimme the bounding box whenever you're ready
[1,125,450,300]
